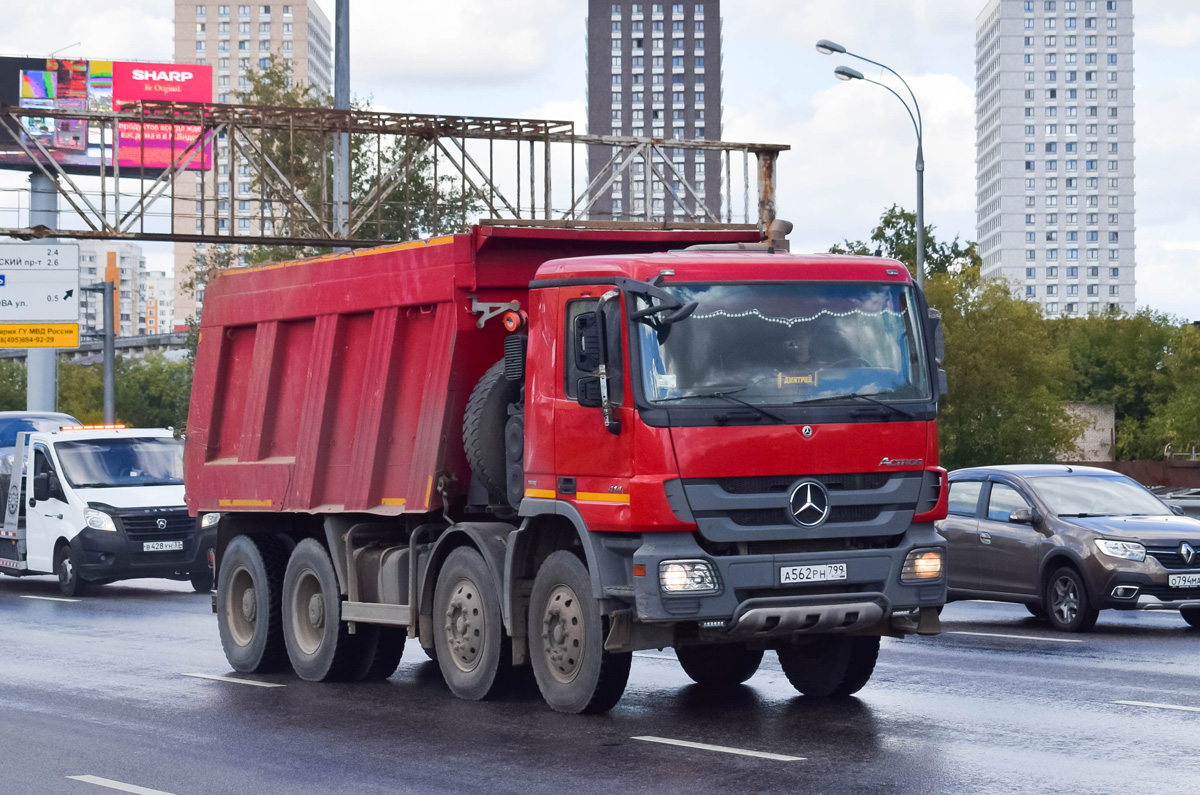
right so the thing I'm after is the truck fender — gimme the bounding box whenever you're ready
[416,522,515,648]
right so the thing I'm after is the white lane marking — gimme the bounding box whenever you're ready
[181,672,285,688]
[1112,700,1200,713]
[948,630,1083,644]
[67,775,177,795]
[21,594,80,603]
[632,736,805,761]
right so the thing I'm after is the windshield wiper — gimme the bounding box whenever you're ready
[656,389,785,423]
[1058,513,1112,518]
[792,392,914,419]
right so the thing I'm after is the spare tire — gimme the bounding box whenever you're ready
[464,360,523,501]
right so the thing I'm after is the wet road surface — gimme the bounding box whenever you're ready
[1,575,1196,795]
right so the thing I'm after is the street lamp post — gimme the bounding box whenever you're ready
[819,41,926,290]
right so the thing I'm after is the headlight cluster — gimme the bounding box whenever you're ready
[84,508,116,532]
[1094,539,1145,562]
[659,560,720,594]
[201,512,221,528]
[901,548,944,582]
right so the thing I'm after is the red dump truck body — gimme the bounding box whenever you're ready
[187,223,948,715]
[185,225,758,517]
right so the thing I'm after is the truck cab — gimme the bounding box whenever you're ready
[1,426,218,596]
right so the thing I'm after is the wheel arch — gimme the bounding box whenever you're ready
[416,522,515,651]
[1039,548,1095,602]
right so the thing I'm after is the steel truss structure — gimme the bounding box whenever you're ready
[0,101,789,248]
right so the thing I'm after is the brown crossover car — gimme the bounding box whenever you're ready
[937,465,1200,632]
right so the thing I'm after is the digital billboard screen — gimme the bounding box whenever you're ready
[0,57,214,176]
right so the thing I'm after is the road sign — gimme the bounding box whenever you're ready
[0,324,80,348]
[0,243,80,348]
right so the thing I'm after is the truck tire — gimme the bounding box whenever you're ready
[777,635,880,698]
[464,360,522,501]
[282,539,362,682]
[56,543,89,597]
[433,546,510,700]
[676,643,764,687]
[528,551,632,714]
[216,534,290,673]
[351,626,406,681]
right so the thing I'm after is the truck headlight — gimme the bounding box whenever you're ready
[659,560,720,594]
[1094,539,1145,562]
[201,512,221,528]
[901,548,943,582]
[84,508,116,532]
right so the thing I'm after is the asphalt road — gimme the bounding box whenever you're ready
[1,575,1197,795]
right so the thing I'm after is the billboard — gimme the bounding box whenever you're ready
[0,57,214,176]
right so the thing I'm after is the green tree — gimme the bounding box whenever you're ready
[114,354,193,430]
[57,360,104,423]
[829,204,981,279]
[925,264,1083,469]
[0,360,25,410]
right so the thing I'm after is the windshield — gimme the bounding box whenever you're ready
[636,282,930,405]
[1029,475,1173,517]
[54,438,184,489]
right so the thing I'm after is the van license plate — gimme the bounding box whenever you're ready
[780,563,847,584]
[1168,573,1200,588]
[143,541,183,552]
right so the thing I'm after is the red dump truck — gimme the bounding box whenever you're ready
[185,222,949,713]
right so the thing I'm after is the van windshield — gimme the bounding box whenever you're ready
[54,438,184,488]
[636,282,930,406]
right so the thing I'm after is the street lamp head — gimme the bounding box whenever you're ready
[834,66,864,81]
[816,39,847,55]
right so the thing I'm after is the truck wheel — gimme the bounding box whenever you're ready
[191,571,214,593]
[350,626,406,681]
[55,543,89,597]
[1181,607,1200,628]
[433,546,509,700]
[217,535,290,673]
[528,551,632,714]
[777,635,880,698]
[464,360,522,501]
[1046,566,1099,632]
[282,539,361,682]
[676,643,764,687]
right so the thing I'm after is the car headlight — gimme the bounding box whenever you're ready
[201,512,221,528]
[84,508,116,532]
[901,548,944,582]
[659,560,720,594]
[1094,539,1145,562]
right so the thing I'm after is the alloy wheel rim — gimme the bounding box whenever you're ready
[1051,576,1080,624]
[541,584,585,684]
[444,577,484,672]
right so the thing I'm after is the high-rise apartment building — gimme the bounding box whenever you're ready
[171,1,333,327]
[76,241,146,338]
[586,1,722,222]
[975,0,1136,316]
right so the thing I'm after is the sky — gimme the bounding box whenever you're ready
[0,0,1196,318]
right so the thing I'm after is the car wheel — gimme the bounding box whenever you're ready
[1045,566,1099,632]
[1180,607,1200,628]
[55,543,89,597]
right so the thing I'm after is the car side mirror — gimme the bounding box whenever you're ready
[1009,507,1034,524]
[1170,505,1186,517]
[574,312,602,372]
[33,473,50,502]
[576,377,603,408]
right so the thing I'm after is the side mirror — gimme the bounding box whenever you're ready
[927,308,945,366]
[33,473,50,502]
[574,312,602,372]
[576,377,603,408]
[1009,507,1034,524]
[1170,504,1186,517]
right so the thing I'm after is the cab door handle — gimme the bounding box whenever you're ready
[979,532,992,545]
[43,513,63,520]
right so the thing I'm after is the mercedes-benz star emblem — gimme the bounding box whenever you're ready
[788,480,831,528]
[156,518,168,530]
[1181,542,1196,566]
[801,425,814,438]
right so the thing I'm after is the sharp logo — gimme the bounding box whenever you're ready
[879,457,923,467]
[132,69,195,82]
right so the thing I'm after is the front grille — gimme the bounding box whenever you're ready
[1147,548,1200,571]
[722,505,883,527]
[710,472,890,494]
[119,510,194,536]
[698,535,903,556]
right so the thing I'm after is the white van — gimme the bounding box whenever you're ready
[1,426,217,596]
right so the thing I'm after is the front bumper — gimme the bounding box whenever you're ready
[1092,559,1200,609]
[630,523,946,637]
[71,525,216,582]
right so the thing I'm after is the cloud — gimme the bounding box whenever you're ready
[0,2,173,62]
[1139,11,1200,49]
